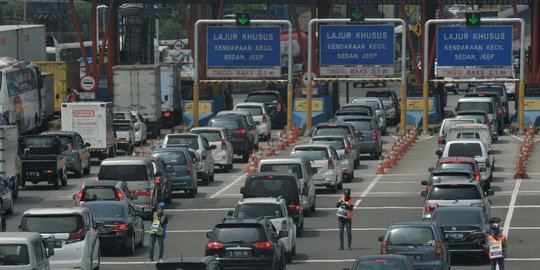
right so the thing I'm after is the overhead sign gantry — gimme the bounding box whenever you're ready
[307,18,407,132]
[424,17,525,132]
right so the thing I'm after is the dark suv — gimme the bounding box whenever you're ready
[209,115,255,162]
[245,90,286,128]
[431,206,500,261]
[366,90,400,125]
[205,217,288,270]
[378,221,451,270]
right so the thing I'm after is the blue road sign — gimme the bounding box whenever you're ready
[437,26,513,67]
[207,27,280,67]
[319,25,395,66]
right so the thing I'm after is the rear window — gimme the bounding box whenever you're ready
[428,185,481,200]
[114,122,132,131]
[153,151,188,165]
[387,227,435,245]
[236,106,263,116]
[442,120,475,134]
[432,210,482,225]
[82,187,117,201]
[165,136,199,150]
[246,94,278,103]
[260,164,303,179]
[354,101,380,110]
[0,244,30,265]
[367,91,393,99]
[209,119,240,130]
[430,175,471,182]
[457,115,486,124]
[214,226,264,243]
[244,177,298,203]
[439,163,474,171]
[343,120,373,131]
[311,138,345,150]
[447,143,483,158]
[291,148,328,160]
[456,101,493,114]
[194,131,221,142]
[20,137,54,148]
[474,86,504,97]
[455,132,481,139]
[354,260,408,270]
[313,127,350,137]
[98,165,149,181]
[22,215,82,233]
[234,204,284,219]
[84,204,126,218]
[113,112,131,120]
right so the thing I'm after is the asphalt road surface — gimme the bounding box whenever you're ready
[5,83,540,270]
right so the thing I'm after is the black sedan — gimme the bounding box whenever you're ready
[345,254,414,270]
[82,201,144,255]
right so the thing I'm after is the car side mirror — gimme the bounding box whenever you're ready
[255,121,261,125]
[210,145,217,150]
[155,171,163,177]
[421,180,428,186]
[311,168,317,175]
[278,231,289,238]
[206,231,212,238]
[72,193,77,200]
[240,187,245,195]
[488,150,493,155]
[421,190,428,197]
[85,142,91,147]
[302,187,309,196]
[435,149,442,158]
[131,193,138,200]
[428,167,434,172]
[47,246,55,257]
[378,236,384,242]
[227,210,234,217]
[486,189,495,196]
[479,167,487,172]
[491,217,501,224]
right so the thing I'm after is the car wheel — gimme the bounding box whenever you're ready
[210,173,215,182]
[337,181,343,190]
[84,162,91,175]
[136,225,144,248]
[223,164,229,173]
[12,176,19,199]
[310,196,316,213]
[126,234,135,255]
[354,158,359,169]
[349,171,355,182]
[165,189,172,203]
[5,201,13,215]
[229,162,234,170]
[329,184,337,194]
[53,174,60,190]
[61,171,67,187]
[242,152,249,163]
[188,188,196,198]
[303,207,311,217]
[201,174,209,186]
[373,151,381,160]
[296,224,302,237]
[74,164,83,178]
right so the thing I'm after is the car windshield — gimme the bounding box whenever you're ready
[153,151,188,165]
[84,204,125,218]
[442,120,476,134]
[82,187,118,201]
[0,244,30,266]
[259,164,303,179]
[311,139,345,150]
[98,165,149,181]
[439,163,474,171]
[430,175,471,182]
[291,148,328,160]
[366,91,393,99]
[354,260,409,270]
[456,102,494,114]
[165,136,199,150]
[457,115,486,124]
[428,185,481,200]
[22,215,82,233]
[194,131,221,142]
[52,135,73,146]
[20,137,54,148]
[209,119,240,130]
[245,177,298,202]
[236,106,262,116]
[354,101,380,110]
[343,120,373,131]
[475,87,504,97]
[387,227,435,245]
[214,226,263,243]
[432,210,482,225]
[313,127,350,137]
[447,143,483,158]
[246,94,278,103]
[234,204,284,219]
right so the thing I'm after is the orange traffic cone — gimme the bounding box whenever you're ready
[245,153,254,173]
[389,150,397,166]
[375,157,385,174]
[287,129,295,144]
[282,131,289,148]
[246,157,258,174]
[257,148,264,162]
[293,124,299,141]
[383,151,390,169]
[266,141,275,157]
[395,141,402,157]
[514,155,529,179]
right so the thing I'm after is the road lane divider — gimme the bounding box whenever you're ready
[209,173,247,199]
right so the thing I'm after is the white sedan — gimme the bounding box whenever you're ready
[131,111,147,145]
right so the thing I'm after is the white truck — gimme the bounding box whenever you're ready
[113,64,162,138]
[0,125,21,198]
[160,63,182,128]
[0,25,46,61]
[61,102,116,160]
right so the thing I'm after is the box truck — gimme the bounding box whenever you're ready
[33,61,80,113]
[61,102,116,160]
[40,73,55,123]
[0,25,46,62]
[0,126,21,198]
[160,63,182,128]
[113,64,162,138]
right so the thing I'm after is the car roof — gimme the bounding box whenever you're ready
[446,139,485,145]
[81,200,129,207]
[432,168,474,174]
[456,110,489,115]
[248,172,298,179]
[389,221,439,227]
[152,147,191,155]
[248,90,280,95]
[165,133,200,138]
[238,197,285,204]
[340,116,373,121]
[41,131,78,137]
[458,97,494,102]
[311,135,347,140]
[100,156,153,165]
[315,122,353,128]
[235,102,265,108]
[0,232,43,242]
[259,156,310,163]
[431,178,478,186]
[293,144,332,150]
[217,217,267,225]
[82,180,121,187]
[438,156,476,163]
[190,127,224,133]
[358,254,408,261]
[450,123,488,128]
[24,207,88,215]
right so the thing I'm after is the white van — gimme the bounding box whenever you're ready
[0,232,54,270]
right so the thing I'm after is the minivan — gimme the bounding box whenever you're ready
[455,97,500,137]
[257,157,316,217]
[0,232,54,270]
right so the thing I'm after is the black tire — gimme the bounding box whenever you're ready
[349,171,355,182]
[5,201,13,215]
[53,174,60,190]
[136,225,144,248]
[201,174,209,186]
[373,151,381,160]
[61,171,67,187]
[354,159,359,169]
[83,163,91,175]
[296,223,302,237]
[229,163,234,170]
[12,176,19,199]
[223,165,229,173]
[310,196,316,213]
[165,189,172,203]
[125,234,135,255]
[20,178,25,187]
[337,182,343,190]
[303,208,311,217]
[329,184,337,194]
[242,152,249,163]
[188,188,196,198]
[74,164,83,178]
[209,173,215,182]
[286,252,292,263]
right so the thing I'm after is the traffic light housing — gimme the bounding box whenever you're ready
[465,12,481,26]
[236,13,250,26]
[348,7,365,22]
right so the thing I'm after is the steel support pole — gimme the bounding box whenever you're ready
[399,0,421,83]
[69,0,90,71]
[424,18,525,133]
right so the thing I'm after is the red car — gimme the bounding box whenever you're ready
[431,156,482,183]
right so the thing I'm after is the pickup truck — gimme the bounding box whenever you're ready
[19,135,68,190]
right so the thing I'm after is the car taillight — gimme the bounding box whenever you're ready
[438,136,444,145]
[131,189,151,196]
[155,177,161,184]
[276,103,282,112]
[116,188,124,200]
[164,112,171,117]
[435,241,443,260]
[134,123,140,132]
[471,203,485,208]
[381,241,387,254]
[467,230,486,239]
[496,109,502,116]
[187,162,193,175]
[476,173,481,181]
[206,242,224,250]
[288,205,300,211]
[234,129,247,135]
[344,148,349,158]
[327,157,334,169]
[76,190,84,203]
[221,139,226,150]
[110,223,128,231]
[44,169,54,174]
[66,228,87,244]
[281,220,288,232]
[425,203,438,212]
[372,130,377,140]
[71,144,78,153]
[253,242,273,249]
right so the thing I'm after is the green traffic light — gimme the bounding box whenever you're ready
[350,8,364,22]
[466,12,481,26]
[236,13,250,26]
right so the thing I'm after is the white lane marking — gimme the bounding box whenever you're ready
[510,134,524,142]
[355,174,383,207]
[376,181,420,184]
[503,178,521,237]
[209,173,247,199]
[164,205,540,212]
[508,227,540,230]
[146,228,388,234]
[211,190,540,198]
[417,135,434,142]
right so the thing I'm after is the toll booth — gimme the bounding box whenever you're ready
[405,83,443,127]
[181,83,232,129]
[292,84,333,129]
[519,84,540,127]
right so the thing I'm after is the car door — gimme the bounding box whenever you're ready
[121,183,135,207]
[330,148,343,181]
[150,160,164,200]
[33,239,48,270]
[76,135,90,170]
[304,161,316,207]
[201,137,214,172]
[128,205,143,244]
[83,211,99,268]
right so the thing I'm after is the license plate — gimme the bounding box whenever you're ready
[99,227,108,233]
[48,240,61,248]
[408,254,422,260]
[447,233,464,239]
[358,137,365,141]
[228,251,249,258]
[26,171,40,176]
